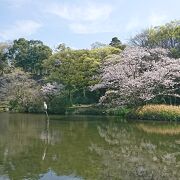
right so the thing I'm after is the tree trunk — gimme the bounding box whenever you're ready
[83,88,86,98]
[174,97,176,106]
[69,90,73,106]
[170,96,172,105]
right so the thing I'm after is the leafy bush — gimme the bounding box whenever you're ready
[48,95,68,114]
[106,107,131,117]
[9,97,43,113]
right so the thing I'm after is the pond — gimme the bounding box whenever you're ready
[0,113,180,180]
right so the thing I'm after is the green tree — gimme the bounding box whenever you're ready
[109,37,126,49]
[0,42,10,75]
[8,38,52,74]
[43,46,121,105]
[91,42,107,49]
[56,43,71,52]
[130,20,180,58]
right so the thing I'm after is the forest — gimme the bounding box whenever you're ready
[0,20,180,120]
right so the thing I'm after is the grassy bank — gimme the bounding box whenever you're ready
[65,104,180,121]
[130,104,180,121]
[95,104,180,121]
[2,102,180,122]
[65,105,106,115]
[0,102,9,112]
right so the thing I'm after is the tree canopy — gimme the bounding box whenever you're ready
[92,47,180,107]
[43,46,121,104]
[130,20,180,58]
[0,42,10,75]
[109,37,126,50]
[7,38,52,74]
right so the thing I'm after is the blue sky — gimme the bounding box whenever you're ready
[0,0,179,49]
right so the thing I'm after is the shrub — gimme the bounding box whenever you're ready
[9,97,43,113]
[106,107,131,117]
[48,95,68,114]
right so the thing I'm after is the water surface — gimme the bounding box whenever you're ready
[0,113,180,180]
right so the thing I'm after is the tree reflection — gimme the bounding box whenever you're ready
[42,116,50,160]
[0,114,180,180]
[90,122,180,180]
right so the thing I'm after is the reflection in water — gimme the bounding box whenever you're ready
[0,113,179,180]
[90,123,180,180]
[137,123,180,135]
[39,170,82,180]
[42,116,49,161]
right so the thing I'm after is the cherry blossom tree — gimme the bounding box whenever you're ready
[92,47,180,107]
[41,82,64,100]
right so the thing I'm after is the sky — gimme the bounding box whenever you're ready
[0,0,179,49]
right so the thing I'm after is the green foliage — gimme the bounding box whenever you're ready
[0,42,10,75]
[91,41,107,49]
[48,94,68,114]
[130,20,180,58]
[56,43,71,52]
[8,38,52,73]
[106,107,131,117]
[72,89,101,104]
[9,97,43,113]
[109,37,126,50]
[43,46,120,105]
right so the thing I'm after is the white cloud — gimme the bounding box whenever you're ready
[46,2,113,22]
[44,2,114,34]
[148,13,167,26]
[126,18,140,31]
[125,13,168,33]
[5,0,32,8]
[69,22,115,34]
[0,20,42,40]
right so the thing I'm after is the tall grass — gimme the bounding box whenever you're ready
[135,104,180,121]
